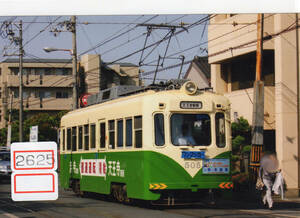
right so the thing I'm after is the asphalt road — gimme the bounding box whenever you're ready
[1,179,300,218]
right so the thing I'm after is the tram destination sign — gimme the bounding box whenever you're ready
[10,142,58,201]
[180,101,202,109]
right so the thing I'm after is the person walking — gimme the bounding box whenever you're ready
[258,152,279,209]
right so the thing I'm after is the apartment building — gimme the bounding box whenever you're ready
[208,14,299,196]
[0,54,140,128]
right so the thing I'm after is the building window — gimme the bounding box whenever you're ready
[222,50,274,92]
[35,68,45,75]
[23,90,31,98]
[90,124,96,149]
[10,68,19,75]
[45,68,52,75]
[56,92,69,98]
[37,91,51,99]
[134,116,142,148]
[55,68,71,76]
[14,92,19,98]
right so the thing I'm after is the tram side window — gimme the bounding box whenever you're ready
[67,128,71,150]
[117,119,123,148]
[72,127,77,151]
[90,124,96,149]
[126,119,132,147]
[108,120,115,149]
[134,116,142,148]
[84,124,89,150]
[100,123,106,148]
[62,129,65,151]
[154,114,165,146]
[216,113,226,148]
[78,126,83,150]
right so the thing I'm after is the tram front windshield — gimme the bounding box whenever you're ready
[171,114,211,146]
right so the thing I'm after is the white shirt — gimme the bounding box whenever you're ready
[176,135,196,146]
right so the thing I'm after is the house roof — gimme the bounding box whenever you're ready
[184,56,210,79]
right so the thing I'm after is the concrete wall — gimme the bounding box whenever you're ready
[208,13,300,195]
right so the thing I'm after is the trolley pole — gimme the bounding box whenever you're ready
[250,14,264,180]
[18,20,24,142]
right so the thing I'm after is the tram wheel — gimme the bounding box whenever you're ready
[112,184,129,203]
[73,180,85,197]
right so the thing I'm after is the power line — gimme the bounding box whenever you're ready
[106,15,212,65]
[79,15,159,56]
[101,15,188,57]
[143,14,275,67]
[23,16,62,48]
[140,14,296,79]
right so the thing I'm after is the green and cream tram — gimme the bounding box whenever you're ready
[59,80,232,205]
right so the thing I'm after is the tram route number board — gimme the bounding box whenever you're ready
[10,142,58,201]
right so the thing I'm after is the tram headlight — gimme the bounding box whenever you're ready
[183,81,197,95]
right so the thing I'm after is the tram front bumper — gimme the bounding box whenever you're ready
[149,181,233,192]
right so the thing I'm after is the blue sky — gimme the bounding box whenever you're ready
[0,15,208,84]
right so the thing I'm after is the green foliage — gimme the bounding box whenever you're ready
[232,135,245,151]
[242,145,252,154]
[231,116,252,174]
[232,117,251,137]
[231,154,240,162]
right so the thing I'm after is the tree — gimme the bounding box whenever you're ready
[231,117,252,174]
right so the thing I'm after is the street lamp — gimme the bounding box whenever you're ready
[43,46,78,110]
[43,47,73,55]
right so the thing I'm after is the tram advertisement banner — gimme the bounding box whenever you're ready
[202,159,229,174]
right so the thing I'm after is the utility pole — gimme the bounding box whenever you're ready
[48,16,78,110]
[1,20,24,142]
[250,14,264,179]
[7,92,13,147]
[19,20,24,142]
[71,16,78,110]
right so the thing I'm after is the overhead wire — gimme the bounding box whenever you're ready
[23,16,62,48]
[79,15,157,56]
[101,15,187,57]
[140,14,297,79]
[143,14,275,67]
[106,15,212,65]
